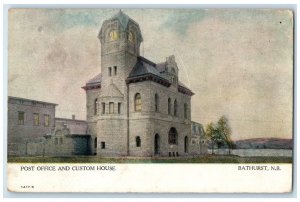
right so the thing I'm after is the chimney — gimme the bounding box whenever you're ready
[72,115,75,120]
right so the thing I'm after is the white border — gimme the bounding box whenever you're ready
[1,0,299,200]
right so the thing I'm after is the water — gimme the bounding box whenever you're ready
[208,149,292,157]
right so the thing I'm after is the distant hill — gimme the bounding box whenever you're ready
[234,138,293,149]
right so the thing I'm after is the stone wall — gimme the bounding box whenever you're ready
[128,81,195,157]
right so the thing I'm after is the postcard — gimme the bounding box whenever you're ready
[6,8,293,193]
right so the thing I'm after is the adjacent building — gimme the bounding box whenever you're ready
[8,96,56,156]
[8,97,90,156]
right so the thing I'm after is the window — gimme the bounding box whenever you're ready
[134,93,142,112]
[174,99,177,117]
[136,136,141,147]
[128,31,135,43]
[33,113,40,126]
[168,98,171,115]
[101,142,105,149]
[94,99,99,115]
[94,137,97,148]
[18,111,25,125]
[60,138,63,144]
[109,102,114,114]
[108,67,112,76]
[155,94,159,112]
[102,102,105,114]
[44,114,50,126]
[109,30,119,41]
[184,103,188,119]
[55,138,58,145]
[118,103,121,114]
[193,125,197,133]
[168,127,178,145]
[114,66,117,75]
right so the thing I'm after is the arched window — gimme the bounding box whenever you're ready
[136,136,141,147]
[168,127,178,145]
[135,93,142,112]
[174,99,177,117]
[184,103,188,119]
[94,99,99,115]
[168,98,171,115]
[155,94,159,112]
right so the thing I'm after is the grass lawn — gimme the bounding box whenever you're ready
[7,155,292,163]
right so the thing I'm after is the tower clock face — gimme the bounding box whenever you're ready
[128,31,134,43]
[109,30,119,41]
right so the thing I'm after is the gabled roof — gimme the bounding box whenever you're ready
[101,83,124,98]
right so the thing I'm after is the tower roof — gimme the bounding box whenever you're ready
[99,10,143,42]
[111,10,131,30]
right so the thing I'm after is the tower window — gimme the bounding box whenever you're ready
[184,103,188,119]
[33,113,40,126]
[128,31,135,43]
[109,102,114,114]
[118,103,121,114]
[114,66,117,75]
[109,30,119,41]
[108,67,112,76]
[18,111,25,125]
[168,98,171,115]
[136,136,141,147]
[155,94,159,112]
[94,99,99,115]
[101,142,106,149]
[102,102,105,114]
[134,93,142,112]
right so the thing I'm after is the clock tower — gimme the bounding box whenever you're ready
[95,10,143,156]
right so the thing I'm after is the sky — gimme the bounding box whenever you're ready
[8,9,293,140]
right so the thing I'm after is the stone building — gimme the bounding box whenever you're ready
[7,96,56,156]
[82,11,205,157]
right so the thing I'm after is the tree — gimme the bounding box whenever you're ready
[216,116,233,155]
[205,122,215,154]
